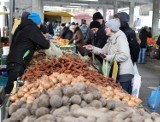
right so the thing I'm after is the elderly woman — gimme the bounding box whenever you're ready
[69,25,85,56]
[84,19,134,94]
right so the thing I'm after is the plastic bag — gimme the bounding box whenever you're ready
[148,86,160,112]
[45,42,63,58]
[132,64,141,98]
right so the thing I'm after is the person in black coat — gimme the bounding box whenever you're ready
[12,11,30,45]
[138,26,150,64]
[114,12,140,64]
[5,13,50,94]
[91,12,108,63]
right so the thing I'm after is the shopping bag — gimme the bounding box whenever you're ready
[102,59,111,77]
[111,59,118,81]
[132,64,141,98]
[148,86,160,112]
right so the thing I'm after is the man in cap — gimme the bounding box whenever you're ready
[5,13,50,94]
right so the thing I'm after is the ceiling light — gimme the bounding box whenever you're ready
[81,0,98,1]
[66,5,81,8]
[70,3,88,6]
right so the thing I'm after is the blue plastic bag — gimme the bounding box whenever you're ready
[148,86,160,112]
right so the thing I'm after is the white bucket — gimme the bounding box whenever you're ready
[2,46,9,55]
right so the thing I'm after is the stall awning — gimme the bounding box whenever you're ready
[44,11,73,17]
[0,12,9,15]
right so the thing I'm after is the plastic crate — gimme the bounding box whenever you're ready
[0,77,8,87]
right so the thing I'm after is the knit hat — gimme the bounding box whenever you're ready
[21,11,30,20]
[117,12,129,23]
[105,19,120,32]
[28,13,41,25]
[93,12,103,21]
[90,21,101,29]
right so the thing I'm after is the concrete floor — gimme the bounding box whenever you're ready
[137,56,160,113]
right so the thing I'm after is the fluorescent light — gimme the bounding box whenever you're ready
[66,5,81,8]
[70,3,88,6]
[81,0,98,1]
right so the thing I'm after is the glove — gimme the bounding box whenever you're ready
[99,53,106,59]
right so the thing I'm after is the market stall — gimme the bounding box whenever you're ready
[2,40,160,122]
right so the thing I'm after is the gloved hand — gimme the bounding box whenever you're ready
[99,53,106,59]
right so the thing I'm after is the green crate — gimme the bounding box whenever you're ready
[0,77,8,87]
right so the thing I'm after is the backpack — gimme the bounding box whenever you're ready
[124,28,140,63]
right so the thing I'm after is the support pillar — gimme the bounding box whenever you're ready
[32,0,43,22]
[113,0,118,15]
[152,0,159,36]
[103,7,107,21]
[129,1,135,27]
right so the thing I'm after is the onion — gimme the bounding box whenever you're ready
[134,98,142,104]
[127,101,137,107]
[27,95,35,101]
[22,87,28,92]
[17,91,25,98]
[20,97,26,101]
[27,99,34,104]
[24,93,30,98]
[106,86,112,91]
[51,77,58,84]
[10,95,18,102]
[43,83,51,89]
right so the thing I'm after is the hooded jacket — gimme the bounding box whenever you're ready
[7,19,49,67]
[118,13,140,63]
[139,27,149,48]
[92,30,134,75]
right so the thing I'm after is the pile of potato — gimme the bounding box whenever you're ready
[4,83,160,122]
[10,72,142,107]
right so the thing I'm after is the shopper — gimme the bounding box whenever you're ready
[69,25,85,56]
[12,11,30,45]
[84,19,134,94]
[80,22,89,40]
[92,12,108,47]
[114,12,140,64]
[5,13,50,94]
[138,26,150,64]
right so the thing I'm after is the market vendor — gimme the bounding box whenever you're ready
[5,13,50,94]
[83,19,134,94]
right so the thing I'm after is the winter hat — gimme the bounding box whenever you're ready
[105,19,120,32]
[21,11,30,20]
[93,12,103,21]
[90,21,101,29]
[117,12,129,23]
[28,13,42,25]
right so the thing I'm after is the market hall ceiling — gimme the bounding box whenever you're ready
[43,0,153,9]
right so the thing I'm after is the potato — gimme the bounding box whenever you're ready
[34,114,56,122]
[113,112,132,121]
[38,94,50,107]
[2,118,17,122]
[106,100,126,110]
[151,112,160,120]
[90,100,102,109]
[17,100,26,108]
[155,117,160,122]
[70,104,81,112]
[50,95,62,108]
[63,86,75,97]
[124,118,132,122]
[53,106,70,117]
[131,115,144,122]
[144,118,153,122]
[70,95,82,105]
[62,96,70,106]
[35,107,50,117]
[80,101,88,108]
[49,88,62,97]
[9,104,18,115]
[73,82,87,92]
[99,98,107,107]
[11,108,30,121]
[82,93,94,103]
[23,116,36,122]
